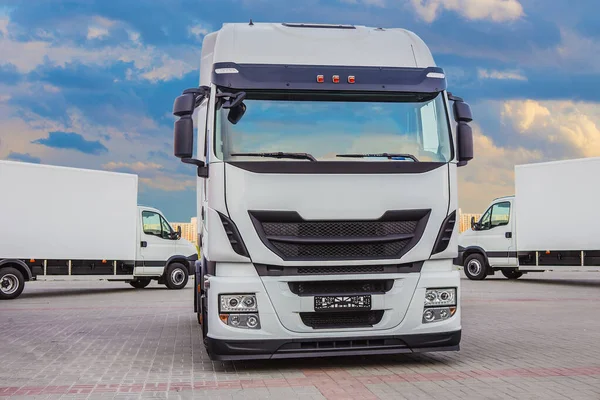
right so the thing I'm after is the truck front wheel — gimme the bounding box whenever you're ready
[165,263,189,289]
[501,268,523,280]
[0,267,25,300]
[464,254,488,280]
[129,278,151,289]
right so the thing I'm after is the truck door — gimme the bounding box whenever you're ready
[139,210,176,275]
[476,201,513,266]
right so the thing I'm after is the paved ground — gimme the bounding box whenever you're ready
[1,271,600,400]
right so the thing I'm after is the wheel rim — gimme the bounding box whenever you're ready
[171,268,185,285]
[1,274,19,295]
[467,260,482,276]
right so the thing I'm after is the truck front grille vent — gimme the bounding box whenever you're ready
[218,212,249,258]
[431,210,456,255]
[249,210,430,261]
[288,280,394,296]
[300,310,384,329]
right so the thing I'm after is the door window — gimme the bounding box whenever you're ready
[142,211,175,240]
[477,202,510,231]
[490,202,511,228]
[142,211,161,236]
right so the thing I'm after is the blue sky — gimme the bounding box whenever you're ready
[1,0,600,220]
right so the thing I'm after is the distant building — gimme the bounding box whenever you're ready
[172,217,198,244]
[458,209,482,233]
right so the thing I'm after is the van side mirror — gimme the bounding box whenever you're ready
[470,216,475,230]
[177,225,182,236]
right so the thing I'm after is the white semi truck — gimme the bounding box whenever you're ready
[0,160,198,299]
[457,157,600,280]
[171,22,475,360]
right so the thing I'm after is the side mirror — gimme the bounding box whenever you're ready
[470,216,475,230]
[453,101,473,123]
[172,88,209,178]
[174,115,194,159]
[227,103,246,125]
[457,122,473,166]
[177,225,182,236]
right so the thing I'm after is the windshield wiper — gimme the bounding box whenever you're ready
[336,153,419,162]
[230,152,317,162]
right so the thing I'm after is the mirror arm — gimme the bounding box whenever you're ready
[181,158,208,178]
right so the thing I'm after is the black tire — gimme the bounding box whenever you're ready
[165,262,189,290]
[0,267,25,300]
[129,278,151,289]
[501,268,523,280]
[464,254,488,280]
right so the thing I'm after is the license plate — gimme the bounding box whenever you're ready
[314,295,372,311]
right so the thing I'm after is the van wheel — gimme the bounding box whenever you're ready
[501,269,523,280]
[0,267,25,300]
[464,254,487,280]
[129,278,151,289]
[165,263,189,289]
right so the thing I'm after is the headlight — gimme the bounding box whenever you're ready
[424,288,456,307]
[219,294,258,312]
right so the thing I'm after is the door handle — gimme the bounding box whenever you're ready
[141,241,147,247]
[505,232,512,239]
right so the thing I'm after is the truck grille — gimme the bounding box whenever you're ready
[300,310,384,329]
[249,210,430,261]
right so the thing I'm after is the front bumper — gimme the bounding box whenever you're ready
[186,253,199,274]
[207,330,461,360]
[453,246,466,266]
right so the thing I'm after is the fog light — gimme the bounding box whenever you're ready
[220,313,261,329]
[247,315,259,328]
[422,307,457,323]
[423,309,435,322]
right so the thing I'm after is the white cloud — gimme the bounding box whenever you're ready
[188,24,209,40]
[478,68,527,81]
[0,15,197,82]
[103,161,163,173]
[458,123,542,213]
[87,16,116,40]
[140,175,195,191]
[502,99,600,158]
[410,0,524,23]
[340,0,386,6]
[0,15,8,36]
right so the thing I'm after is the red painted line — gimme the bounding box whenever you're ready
[1,366,599,397]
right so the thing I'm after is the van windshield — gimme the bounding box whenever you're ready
[214,91,453,162]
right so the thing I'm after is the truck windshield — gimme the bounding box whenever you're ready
[214,91,452,162]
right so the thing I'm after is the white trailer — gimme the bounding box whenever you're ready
[170,21,475,361]
[0,160,198,299]
[457,157,600,280]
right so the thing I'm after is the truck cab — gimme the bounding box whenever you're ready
[457,196,521,280]
[171,22,475,360]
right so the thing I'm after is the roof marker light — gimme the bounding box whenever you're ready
[332,75,340,83]
[215,68,239,74]
[348,75,355,84]
[316,75,324,83]
[426,72,445,79]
